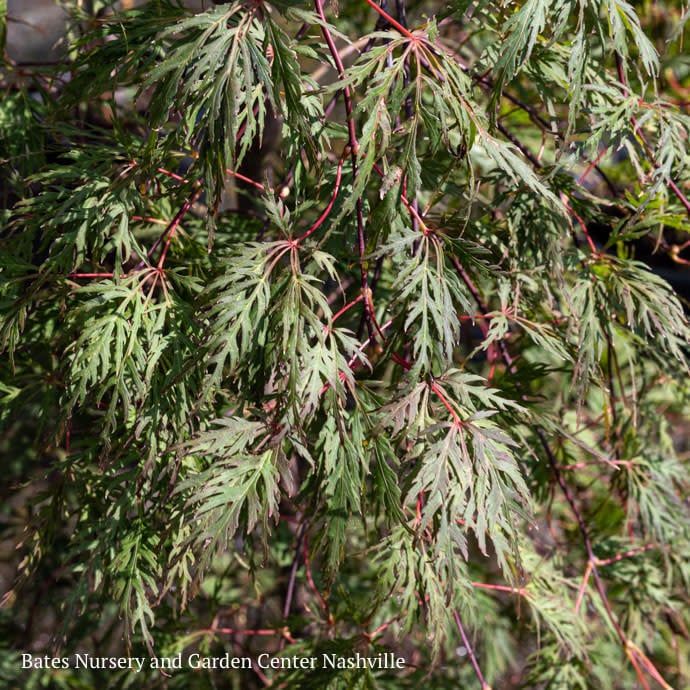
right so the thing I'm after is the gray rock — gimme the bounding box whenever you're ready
[7,0,68,64]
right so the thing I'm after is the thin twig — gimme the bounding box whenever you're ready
[157,187,204,269]
[455,265,673,690]
[314,0,375,339]
[282,522,307,621]
[616,53,690,218]
[453,610,492,690]
[296,157,345,243]
[361,0,416,38]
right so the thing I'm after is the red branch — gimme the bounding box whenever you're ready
[430,381,463,427]
[373,163,430,234]
[363,617,396,641]
[616,53,690,218]
[157,187,203,268]
[156,166,187,183]
[596,544,657,567]
[68,272,115,279]
[296,157,345,243]
[471,581,526,596]
[314,0,375,338]
[302,536,333,624]
[324,293,364,333]
[226,168,266,192]
[560,194,599,254]
[361,0,416,39]
[453,610,491,690]
[455,263,672,689]
[204,627,295,644]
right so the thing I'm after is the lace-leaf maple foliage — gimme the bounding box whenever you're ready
[1,0,690,688]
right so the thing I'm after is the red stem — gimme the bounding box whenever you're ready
[302,536,332,623]
[374,163,430,233]
[616,52,690,218]
[561,194,598,254]
[314,0,374,338]
[156,187,203,269]
[362,0,416,39]
[67,272,115,279]
[226,168,266,192]
[392,354,465,428]
[471,581,526,595]
[318,318,395,397]
[325,294,364,331]
[156,167,187,183]
[430,381,463,426]
[453,610,491,690]
[574,560,593,614]
[391,353,412,370]
[596,544,656,567]
[205,627,294,643]
[296,158,344,243]
[158,165,266,193]
[364,617,396,641]
[576,147,608,187]
[210,628,279,636]
[457,262,672,689]
[132,215,166,225]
